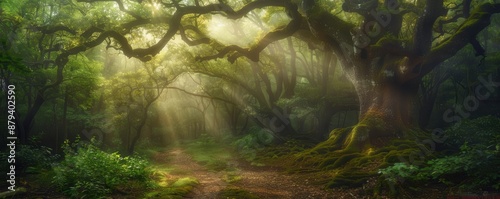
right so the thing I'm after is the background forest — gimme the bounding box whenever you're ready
[1,0,500,198]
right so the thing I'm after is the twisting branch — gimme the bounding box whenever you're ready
[73,0,303,63]
[166,86,238,106]
[179,25,211,46]
[33,25,78,35]
[196,1,302,63]
[420,3,500,78]
[412,0,447,56]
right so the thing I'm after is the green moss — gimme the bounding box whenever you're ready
[331,153,362,169]
[223,171,242,183]
[144,177,199,199]
[218,188,259,199]
[171,177,198,187]
[288,121,435,190]
[319,157,339,168]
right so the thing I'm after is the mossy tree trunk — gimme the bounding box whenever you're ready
[343,78,420,151]
[301,1,500,151]
[290,1,500,190]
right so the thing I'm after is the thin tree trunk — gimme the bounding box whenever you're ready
[21,93,45,142]
[62,90,69,141]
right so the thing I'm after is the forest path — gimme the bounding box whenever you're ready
[155,147,334,199]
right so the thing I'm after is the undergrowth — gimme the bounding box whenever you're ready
[379,116,500,194]
[52,139,152,198]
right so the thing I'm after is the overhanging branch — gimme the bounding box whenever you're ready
[196,2,302,63]
[420,3,500,78]
[412,0,446,56]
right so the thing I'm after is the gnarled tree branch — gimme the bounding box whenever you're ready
[420,3,500,78]
[412,0,446,56]
[195,1,302,63]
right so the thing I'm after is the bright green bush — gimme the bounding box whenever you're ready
[53,140,151,198]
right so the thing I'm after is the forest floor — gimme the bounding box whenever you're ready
[151,147,336,198]
[9,140,459,198]
[145,140,452,199]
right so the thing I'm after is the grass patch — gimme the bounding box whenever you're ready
[184,136,234,171]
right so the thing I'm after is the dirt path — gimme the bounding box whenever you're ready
[168,148,228,198]
[161,148,333,199]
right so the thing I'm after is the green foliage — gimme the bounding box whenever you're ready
[16,145,57,171]
[232,127,275,161]
[0,144,56,174]
[379,116,500,192]
[53,139,151,198]
[422,143,499,191]
[378,163,419,184]
[445,116,500,151]
[380,144,500,191]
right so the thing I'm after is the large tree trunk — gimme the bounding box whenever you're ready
[338,74,420,151]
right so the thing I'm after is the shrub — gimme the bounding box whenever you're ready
[53,139,151,198]
[232,127,275,161]
[0,144,57,174]
[379,116,500,192]
[445,115,500,151]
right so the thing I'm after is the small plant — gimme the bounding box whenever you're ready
[378,163,419,184]
[53,139,151,198]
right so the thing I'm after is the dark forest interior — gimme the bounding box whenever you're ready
[1,0,500,198]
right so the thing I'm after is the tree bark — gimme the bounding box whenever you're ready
[21,93,45,142]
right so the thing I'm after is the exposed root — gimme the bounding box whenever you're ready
[292,122,432,193]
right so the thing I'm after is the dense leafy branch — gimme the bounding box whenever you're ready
[412,0,446,56]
